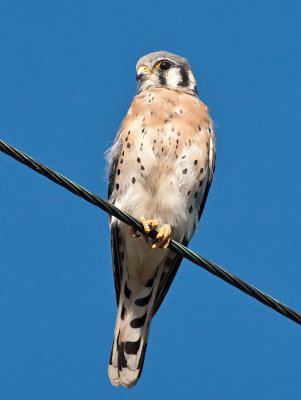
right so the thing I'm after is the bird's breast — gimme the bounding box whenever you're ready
[112,88,212,237]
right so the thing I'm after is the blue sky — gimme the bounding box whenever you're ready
[0,0,300,399]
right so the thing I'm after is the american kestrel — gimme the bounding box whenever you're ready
[107,51,216,387]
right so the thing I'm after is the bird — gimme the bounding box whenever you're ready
[106,51,216,388]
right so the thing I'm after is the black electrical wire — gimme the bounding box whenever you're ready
[0,138,300,326]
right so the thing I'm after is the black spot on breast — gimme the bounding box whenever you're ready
[142,128,145,133]
[199,180,203,187]
[198,126,201,131]
[117,169,120,176]
[128,130,131,135]
[153,139,156,143]
[132,177,136,184]
[120,159,123,164]
[122,150,124,156]
[135,292,152,307]
[189,206,193,214]
[116,183,119,190]
[125,136,128,142]
[194,192,198,198]
[127,142,131,148]
[177,131,181,136]
[137,157,141,163]
[124,282,131,298]
[181,155,186,159]
[194,160,198,165]
[200,168,204,174]
[182,168,187,174]
[187,191,191,196]
[130,313,147,329]
[125,338,141,355]
[141,165,145,170]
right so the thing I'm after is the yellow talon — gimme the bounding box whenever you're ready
[131,217,171,250]
[152,224,171,250]
[139,217,159,234]
[130,227,140,238]
[130,217,159,238]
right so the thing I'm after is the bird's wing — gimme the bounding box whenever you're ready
[107,127,123,303]
[152,238,189,316]
[153,121,216,315]
[110,224,123,304]
[198,122,216,221]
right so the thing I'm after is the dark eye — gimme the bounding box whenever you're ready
[157,61,171,71]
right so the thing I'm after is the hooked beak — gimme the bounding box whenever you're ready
[136,65,152,81]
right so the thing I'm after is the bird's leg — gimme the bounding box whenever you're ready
[131,216,171,250]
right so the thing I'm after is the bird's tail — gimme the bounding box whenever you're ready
[108,273,158,388]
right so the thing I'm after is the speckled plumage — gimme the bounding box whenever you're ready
[107,51,216,388]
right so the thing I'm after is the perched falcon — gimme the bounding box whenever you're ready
[107,51,216,388]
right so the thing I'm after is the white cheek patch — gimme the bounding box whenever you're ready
[188,70,196,88]
[166,68,181,89]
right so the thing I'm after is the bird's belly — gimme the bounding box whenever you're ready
[115,142,194,242]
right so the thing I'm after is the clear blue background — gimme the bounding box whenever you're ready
[0,1,300,399]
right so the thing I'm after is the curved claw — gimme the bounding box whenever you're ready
[139,217,159,234]
[152,224,171,250]
[130,227,141,238]
[130,216,159,239]
[131,217,171,250]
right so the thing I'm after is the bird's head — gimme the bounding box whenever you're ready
[136,51,197,96]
